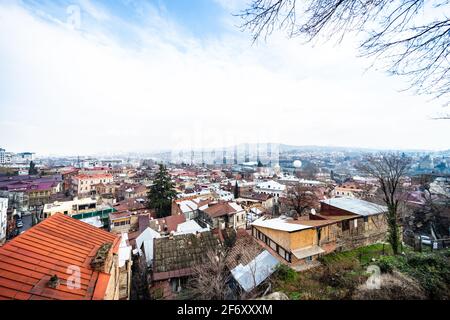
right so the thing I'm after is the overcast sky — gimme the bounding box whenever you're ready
[0,0,449,156]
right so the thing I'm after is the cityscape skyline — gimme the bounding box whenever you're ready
[1,0,449,155]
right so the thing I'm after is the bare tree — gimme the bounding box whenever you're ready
[357,153,411,254]
[186,248,232,300]
[283,184,319,218]
[238,0,450,112]
[413,174,450,237]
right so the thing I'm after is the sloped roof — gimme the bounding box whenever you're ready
[152,231,220,281]
[292,245,325,260]
[149,214,186,233]
[321,197,387,216]
[252,217,312,232]
[203,202,243,218]
[0,213,120,300]
[225,231,264,271]
[230,250,279,292]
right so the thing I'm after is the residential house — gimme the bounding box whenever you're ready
[225,230,279,294]
[236,193,274,210]
[197,201,246,230]
[150,231,221,299]
[172,196,213,220]
[0,214,131,300]
[251,197,388,269]
[149,214,186,235]
[109,211,139,234]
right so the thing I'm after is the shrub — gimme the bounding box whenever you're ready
[376,256,397,273]
[274,264,298,283]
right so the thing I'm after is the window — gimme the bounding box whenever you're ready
[342,220,350,231]
[364,216,368,223]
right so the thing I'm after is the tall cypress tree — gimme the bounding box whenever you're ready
[233,181,239,199]
[28,161,38,175]
[147,164,177,218]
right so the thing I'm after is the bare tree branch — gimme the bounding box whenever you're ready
[238,0,450,113]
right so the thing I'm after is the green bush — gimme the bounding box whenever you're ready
[376,256,399,273]
[274,264,298,283]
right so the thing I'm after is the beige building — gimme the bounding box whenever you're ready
[71,174,113,196]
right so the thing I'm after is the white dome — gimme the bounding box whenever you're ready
[293,160,302,168]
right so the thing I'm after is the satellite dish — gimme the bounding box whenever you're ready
[293,160,302,168]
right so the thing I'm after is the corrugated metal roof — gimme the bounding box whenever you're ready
[252,217,311,232]
[321,197,387,216]
[231,250,279,292]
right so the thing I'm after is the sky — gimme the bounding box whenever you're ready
[0,0,449,157]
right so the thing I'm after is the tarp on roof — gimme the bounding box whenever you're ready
[230,250,279,292]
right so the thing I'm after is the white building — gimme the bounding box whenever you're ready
[0,198,8,244]
[43,197,97,218]
[255,180,286,198]
[213,189,234,201]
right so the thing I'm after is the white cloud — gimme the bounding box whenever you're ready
[0,2,448,157]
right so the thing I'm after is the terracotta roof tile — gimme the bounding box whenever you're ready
[0,214,120,300]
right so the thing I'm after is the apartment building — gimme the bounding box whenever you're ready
[71,174,113,196]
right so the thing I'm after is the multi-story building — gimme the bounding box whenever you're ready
[0,149,34,166]
[43,197,115,228]
[0,148,5,165]
[255,180,286,198]
[13,152,34,164]
[197,201,247,230]
[0,198,8,244]
[43,197,98,218]
[71,174,113,196]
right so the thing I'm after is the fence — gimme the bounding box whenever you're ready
[403,233,450,252]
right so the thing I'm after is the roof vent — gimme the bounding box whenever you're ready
[48,275,60,289]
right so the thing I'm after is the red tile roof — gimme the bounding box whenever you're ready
[203,202,239,218]
[0,214,120,300]
[149,214,186,233]
[73,174,113,180]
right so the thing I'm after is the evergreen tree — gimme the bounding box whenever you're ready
[233,181,239,199]
[28,161,38,175]
[147,164,177,218]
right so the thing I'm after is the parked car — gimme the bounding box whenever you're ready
[16,219,24,228]
[420,235,432,246]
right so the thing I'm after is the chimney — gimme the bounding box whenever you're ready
[90,242,113,273]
